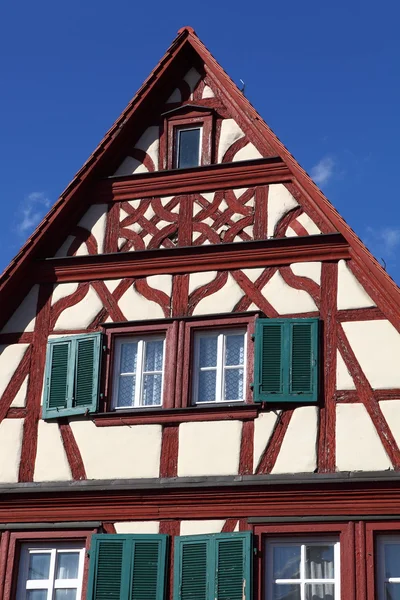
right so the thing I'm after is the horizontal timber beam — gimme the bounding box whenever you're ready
[36,234,350,283]
[93,157,291,201]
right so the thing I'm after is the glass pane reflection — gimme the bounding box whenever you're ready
[28,553,50,580]
[273,584,301,600]
[56,552,79,579]
[273,545,301,579]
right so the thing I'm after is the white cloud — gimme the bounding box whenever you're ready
[16,192,50,236]
[310,156,335,185]
[365,226,400,258]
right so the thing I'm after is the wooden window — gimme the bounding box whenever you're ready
[175,126,202,169]
[16,542,86,600]
[192,329,246,404]
[173,532,252,600]
[253,318,319,403]
[164,108,214,169]
[111,335,166,409]
[43,333,102,419]
[265,538,340,600]
[376,535,400,599]
[87,534,168,600]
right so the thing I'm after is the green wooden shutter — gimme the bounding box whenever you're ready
[87,534,168,600]
[215,533,252,600]
[254,318,319,403]
[174,537,209,600]
[43,333,102,419]
[74,334,101,411]
[131,537,168,600]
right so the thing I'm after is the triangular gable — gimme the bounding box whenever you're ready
[1,26,400,334]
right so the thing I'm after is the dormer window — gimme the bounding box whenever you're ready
[175,126,202,169]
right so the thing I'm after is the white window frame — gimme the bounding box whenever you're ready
[17,542,85,600]
[192,329,246,404]
[174,126,202,168]
[377,535,400,599]
[265,537,340,600]
[112,335,166,409]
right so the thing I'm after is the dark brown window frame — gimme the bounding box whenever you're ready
[163,108,214,170]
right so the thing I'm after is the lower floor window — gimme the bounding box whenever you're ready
[377,535,400,599]
[17,542,85,600]
[265,538,340,600]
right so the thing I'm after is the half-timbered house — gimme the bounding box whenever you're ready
[1,26,400,600]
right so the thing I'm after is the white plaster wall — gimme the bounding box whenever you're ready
[272,407,318,474]
[118,285,165,321]
[290,262,322,285]
[0,344,29,398]
[188,271,218,295]
[202,85,215,99]
[78,204,108,254]
[267,185,299,238]
[218,119,245,163]
[253,411,279,472]
[0,419,24,482]
[52,283,79,306]
[178,421,242,477]
[69,421,162,479]
[104,279,122,293]
[242,268,265,283]
[192,274,243,316]
[54,286,103,330]
[180,520,225,535]
[380,400,400,450]
[336,351,356,390]
[34,421,72,482]
[296,213,321,235]
[184,68,201,96]
[114,522,160,534]
[336,404,391,471]
[135,126,159,170]
[10,375,29,408]
[2,286,38,333]
[262,271,318,314]
[337,260,375,310]
[146,275,172,297]
[114,156,148,176]
[342,320,400,388]
[232,143,263,162]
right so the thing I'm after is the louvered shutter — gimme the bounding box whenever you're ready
[253,318,319,403]
[43,333,102,419]
[174,537,209,600]
[87,535,168,600]
[131,537,168,600]
[215,533,251,600]
[74,334,101,411]
[289,320,318,401]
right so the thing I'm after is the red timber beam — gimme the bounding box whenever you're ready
[35,233,350,284]
[93,157,291,202]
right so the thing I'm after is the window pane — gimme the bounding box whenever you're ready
[224,368,244,401]
[28,553,51,580]
[27,591,48,600]
[273,545,301,579]
[117,375,135,407]
[384,583,400,600]
[120,342,137,373]
[145,340,164,372]
[142,374,162,406]
[306,545,335,579]
[273,584,301,600]
[198,370,217,402]
[56,552,80,579]
[54,590,77,600]
[225,334,244,366]
[177,128,200,169]
[199,336,218,368]
[384,543,400,579]
[305,583,334,600]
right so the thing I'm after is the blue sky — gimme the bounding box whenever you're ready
[1,0,400,282]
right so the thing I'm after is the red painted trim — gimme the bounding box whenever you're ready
[171,274,189,317]
[101,522,116,534]
[94,157,290,202]
[231,270,279,318]
[19,284,52,482]
[255,410,294,474]
[355,521,367,600]
[89,278,134,330]
[36,234,350,284]
[233,267,277,312]
[160,425,179,478]
[0,531,10,600]
[288,218,309,237]
[279,266,320,309]
[159,520,180,600]
[337,324,400,469]
[91,281,127,323]
[59,420,87,481]
[6,408,27,418]
[221,136,248,163]
[50,282,90,331]
[239,420,254,475]
[221,519,238,533]
[253,185,268,240]
[274,206,303,238]
[104,202,120,254]
[165,110,213,169]
[0,346,31,424]
[337,307,384,322]
[365,521,400,600]
[318,262,337,473]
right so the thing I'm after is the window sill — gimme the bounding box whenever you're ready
[93,403,260,426]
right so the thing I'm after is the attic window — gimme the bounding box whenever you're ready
[175,126,202,169]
